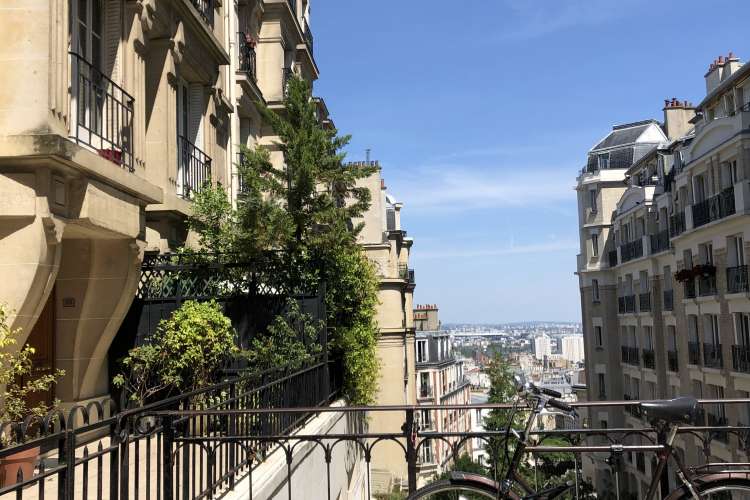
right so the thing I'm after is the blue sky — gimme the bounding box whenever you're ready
[313,0,750,323]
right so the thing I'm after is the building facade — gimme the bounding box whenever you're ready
[576,53,750,497]
[561,334,585,363]
[0,0,319,408]
[533,334,552,361]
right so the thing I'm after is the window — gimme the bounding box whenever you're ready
[735,313,750,347]
[589,189,598,212]
[668,326,677,351]
[595,326,603,347]
[73,0,103,68]
[598,153,610,169]
[592,280,600,302]
[591,233,599,257]
[644,326,653,350]
[597,373,606,398]
[417,340,428,363]
[706,314,720,346]
[420,409,431,428]
[639,271,649,292]
[729,235,745,267]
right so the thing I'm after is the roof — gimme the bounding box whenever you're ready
[697,61,750,110]
[591,120,661,151]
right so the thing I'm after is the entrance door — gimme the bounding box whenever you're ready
[21,290,56,408]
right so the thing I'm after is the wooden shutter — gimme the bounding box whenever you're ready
[103,0,121,82]
[188,83,204,148]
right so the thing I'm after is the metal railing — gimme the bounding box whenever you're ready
[667,350,679,372]
[688,341,701,365]
[732,345,750,373]
[620,239,643,263]
[650,229,670,254]
[669,211,685,238]
[642,348,655,369]
[70,52,134,172]
[286,0,296,15]
[728,265,749,294]
[621,346,640,366]
[692,186,736,228]
[703,342,723,368]
[177,135,212,199]
[698,275,717,296]
[190,0,214,26]
[639,292,651,312]
[237,32,257,81]
[303,19,314,55]
[663,289,674,311]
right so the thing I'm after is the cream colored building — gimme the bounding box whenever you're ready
[0,0,319,407]
[355,165,417,493]
[577,52,750,497]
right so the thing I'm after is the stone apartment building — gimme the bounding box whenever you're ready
[413,304,472,484]
[577,52,750,497]
[0,0,319,408]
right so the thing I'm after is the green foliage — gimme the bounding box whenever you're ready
[113,300,238,405]
[0,304,64,429]
[241,298,322,372]
[187,183,236,254]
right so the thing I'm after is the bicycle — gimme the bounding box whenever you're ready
[408,375,750,499]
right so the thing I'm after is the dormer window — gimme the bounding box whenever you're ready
[598,153,610,169]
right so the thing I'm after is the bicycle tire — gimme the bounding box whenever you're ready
[406,472,508,499]
[667,474,750,499]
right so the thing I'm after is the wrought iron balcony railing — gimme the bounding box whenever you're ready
[621,345,640,366]
[237,32,257,81]
[650,229,670,254]
[703,342,723,368]
[639,292,651,312]
[190,0,214,27]
[303,19,314,55]
[70,52,134,172]
[728,265,750,294]
[177,135,212,199]
[663,289,674,311]
[669,211,685,238]
[732,345,750,373]
[642,348,655,369]
[667,350,679,372]
[620,239,644,263]
[698,275,717,296]
[692,186,736,228]
[688,341,701,365]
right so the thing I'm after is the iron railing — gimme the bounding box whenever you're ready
[698,274,717,297]
[190,0,214,27]
[667,350,679,372]
[70,52,134,172]
[650,229,670,254]
[703,342,723,368]
[620,239,643,263]
[642,348,655,369]
[732,345,750,373]
[728,265,749,294]
[237,32,257,81]
[639,292,651,312]
[692,186,736,227]
[663,289,674,311]
[688,341,701,365]
[669,211,685,238]
[303,19,314,55]
[177,135,212,199]
[621,346,640,366]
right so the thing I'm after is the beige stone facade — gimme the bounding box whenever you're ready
[355,165,417,492]
[0,0,318,405]
[576,53,750,497]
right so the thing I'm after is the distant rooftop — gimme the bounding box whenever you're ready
[591,120,660,151]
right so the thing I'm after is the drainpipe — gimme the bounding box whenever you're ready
[402,288,409,403]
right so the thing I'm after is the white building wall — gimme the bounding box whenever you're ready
[561,335,585,363]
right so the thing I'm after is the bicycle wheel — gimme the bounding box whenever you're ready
[406,472,507,499]
[670,477,750,499]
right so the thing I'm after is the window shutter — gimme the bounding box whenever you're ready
[103,0,121,82]
[188,83,204,148]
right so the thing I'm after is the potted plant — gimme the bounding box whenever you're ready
[0,304,64,486]
[674,268,694,283]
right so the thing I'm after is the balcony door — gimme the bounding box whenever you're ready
[176,80,205,196]
[736,313,750,347]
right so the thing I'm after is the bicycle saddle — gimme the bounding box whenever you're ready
[640,396,700,425]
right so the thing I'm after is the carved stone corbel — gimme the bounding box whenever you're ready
[166,21,186,86]
[42,216,65,246]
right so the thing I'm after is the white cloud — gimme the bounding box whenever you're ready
[415,239,579,260]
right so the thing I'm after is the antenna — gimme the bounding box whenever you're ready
[365,148,371,163]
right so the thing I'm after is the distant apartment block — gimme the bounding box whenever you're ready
[534,334,552,360]
[576,52,750,497]
[561,335,585,363]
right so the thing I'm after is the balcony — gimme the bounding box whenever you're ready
[727,265,750,294]
[692,186,736,228]
[620,239,644,263]
[650,229,670,254]
[668,350,679,372]
[69,52,134,172]
[642,348,655,369]
[688,341,701,365]
[703,343,723,369]
[177,135,212,199]
[618,295,636,314]
[621,346,640,366]
[237,32,257,81]
[303,19,314,55]
[732,345,750,373]
[684,280,697,299]
[608,250,618,267]
[669,211,686,238]
[287,0,296,15]
[663,289,674,311]
[638,292,651,312]
[190,0,214,27]
[698,275,717,297]
[399,264,415,285]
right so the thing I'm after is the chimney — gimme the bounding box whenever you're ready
[723,51,742,80]
[663,98,696,140]
[705,53,732,94]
